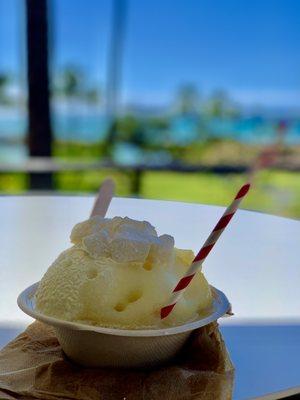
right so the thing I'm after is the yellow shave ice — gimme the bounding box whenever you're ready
[35,216,212,329]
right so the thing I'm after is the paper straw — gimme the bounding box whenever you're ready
[160,183,251,319]
[247,121,286,183]
[247,146,277,183]
[90,178,115,217]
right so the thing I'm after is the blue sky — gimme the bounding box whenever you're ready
[1,0,300,108]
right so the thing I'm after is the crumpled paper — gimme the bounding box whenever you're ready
[0,321,234,400]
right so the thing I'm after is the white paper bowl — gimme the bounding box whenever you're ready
[17,282,231,368]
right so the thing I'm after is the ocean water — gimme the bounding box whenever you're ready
[0,114,109,142]
[0,112,300,146]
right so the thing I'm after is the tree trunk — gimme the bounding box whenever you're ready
[104,0,127,157]
[26,0,53,189]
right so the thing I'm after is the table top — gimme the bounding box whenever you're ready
[0,195,299,399]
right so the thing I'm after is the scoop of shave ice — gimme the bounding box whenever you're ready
[35,216,212,329]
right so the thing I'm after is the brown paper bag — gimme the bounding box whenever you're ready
[0,321,234,400]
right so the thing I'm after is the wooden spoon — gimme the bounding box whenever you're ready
[90,178,115,217]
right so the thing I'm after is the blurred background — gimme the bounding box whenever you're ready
[0,0,299,218]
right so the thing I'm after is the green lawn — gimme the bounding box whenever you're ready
[56,169,300,219]
[141,170,300,218]
[1,169,298,219]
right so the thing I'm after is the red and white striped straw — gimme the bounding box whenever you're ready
[247,145,278,183]
[160,183,251,319]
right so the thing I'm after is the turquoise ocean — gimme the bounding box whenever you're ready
[0,112,300,162]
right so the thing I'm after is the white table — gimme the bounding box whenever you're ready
[0,196,299,399]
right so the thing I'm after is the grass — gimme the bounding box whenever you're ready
[1,169,298,218]
[0,173,28,192]
[54,169,132,196]
[141,170,300,218]
[1,134,300,221]
[49,169,300,218]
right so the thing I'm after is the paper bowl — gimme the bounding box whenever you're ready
[17,282,231,368]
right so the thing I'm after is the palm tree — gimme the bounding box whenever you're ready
[55,67,101,104]
[0,74,10,105]
[85,88,101,105]
[104,0,127,157]
[206,90,240,118]
[58,67,82,100]
[176,84,200,115]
